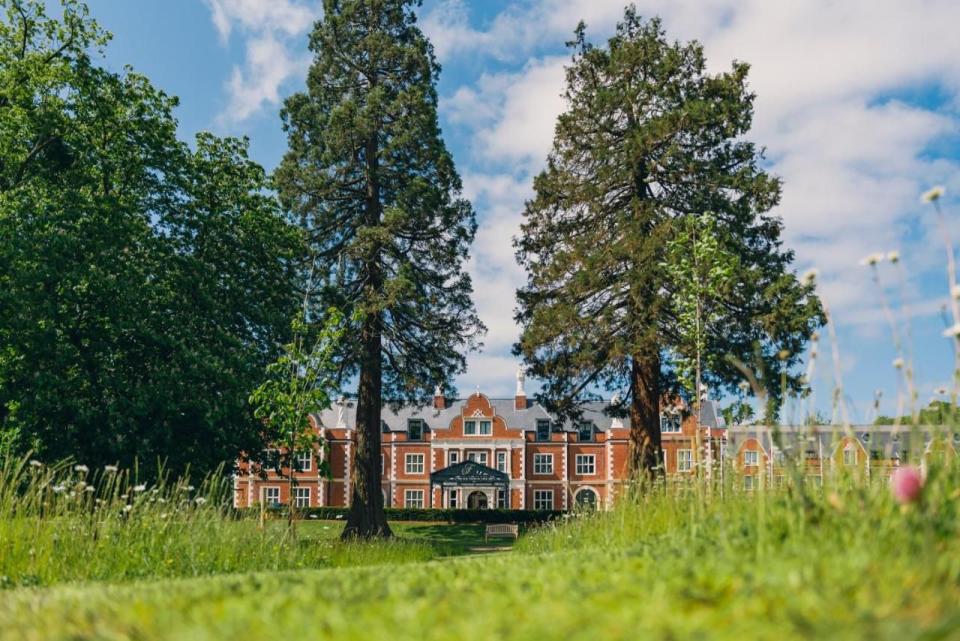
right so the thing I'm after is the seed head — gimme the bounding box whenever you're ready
[921,186,945,204]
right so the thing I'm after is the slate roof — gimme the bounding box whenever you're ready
[312,396,724,432]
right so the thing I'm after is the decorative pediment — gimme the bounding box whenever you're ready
[430,461,509,487]
[470,409,485,417]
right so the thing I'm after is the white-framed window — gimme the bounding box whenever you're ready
[535,419,551,442]
[496,488,508,509]
[405,453,425,474]
[294,450,312,472]
[533,453,553,475]
[407,419,424,441]
[463,419,492,436]
[843,446,856,466]
[404,489,424,508]
[448,489,458,508]
[660,414,682,433]
[466,451,488,465]
[293,487,311,508]
[533,489,553,510]
[578,422,594,442]
[744,450,760,466]
[448,450,460,466]
[496,451,508,473]
[677,449,693,472]
[262,486,280,506]
[575,454,595,475]
[744,475,755,490]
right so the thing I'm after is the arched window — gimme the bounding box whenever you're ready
[574,487,598,510]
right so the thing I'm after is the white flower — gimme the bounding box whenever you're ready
[160,513,168,519]
[859,253,885,267]
[186,485,195,491]
[942,323,960,338]
[84,486,94,492]
[52,484,66,493]
[892,357,904,369]
[194,497,206,505]
[29,460,43,468]
[921,186,945,203]
[335,514,344,519]
[887,251,900,264]
[133,484,147,492]
[157,498,166,504]
[123,504,133,513]
[103,465,118,473]
[73,464,89,473]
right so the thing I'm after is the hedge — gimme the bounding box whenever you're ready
[248,505,565,525]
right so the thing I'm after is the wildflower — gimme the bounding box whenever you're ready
[157,498,166,504]
[186,485,195,491]
[887,250,900,264]
[892,357,904,369]
[29,460,43,468]
[74,464,89,473]
[738,381,750,393]
[921,186,945,204]
[858,253,884,267]
[800,268,818,285]
[827,492,844,511]
[104,465,118,473]
[52,484,66,494]
[890,466,924,504]
[84,486,94,492]
[335,514,344,519]
[123,504,133,513]
[942,323,960,338]
[160,513,168,519]
[194,497,206,505]
[133,484,147,492]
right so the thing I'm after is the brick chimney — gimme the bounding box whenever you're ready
[515,366,527,410]
[433,385,446,410]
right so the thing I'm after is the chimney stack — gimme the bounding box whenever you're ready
[433,384,446,410]
[515,366,527,410]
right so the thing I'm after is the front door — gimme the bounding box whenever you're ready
[467,490,488,509]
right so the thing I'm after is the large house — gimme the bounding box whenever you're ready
[233,370,725,511]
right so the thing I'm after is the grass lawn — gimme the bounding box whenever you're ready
[296,519,511,555]
[3,466,960,640]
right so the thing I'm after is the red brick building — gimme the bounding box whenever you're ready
[234,370,725,511]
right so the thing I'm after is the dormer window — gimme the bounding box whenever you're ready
[660,414,682,433]
[464,419,492,436]
[407,419,425,441]
[536,419,551,442]
[578,421,594,442]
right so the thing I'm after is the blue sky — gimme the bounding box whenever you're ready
[85,0,960,423]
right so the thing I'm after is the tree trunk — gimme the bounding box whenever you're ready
[342,129,392,540]
[629,345,662,479]
[341,313,392,539]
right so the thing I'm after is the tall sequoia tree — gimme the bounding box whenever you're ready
[276,0,483,538]
[0,0,302,476]
[514,10,823,476]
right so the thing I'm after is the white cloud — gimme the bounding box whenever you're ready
[204,0,319,124]
[431,0,960,398]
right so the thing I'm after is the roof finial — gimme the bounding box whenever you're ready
[516,365,526,397]
[336,395,347,429]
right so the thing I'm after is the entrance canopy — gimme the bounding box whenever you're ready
[430,461,509,489]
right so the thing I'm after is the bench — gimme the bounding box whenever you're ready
[484,523,519,542]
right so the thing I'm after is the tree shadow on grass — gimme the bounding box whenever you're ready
[398,523,511,556]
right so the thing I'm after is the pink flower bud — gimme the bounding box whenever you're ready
[890,466,923,504]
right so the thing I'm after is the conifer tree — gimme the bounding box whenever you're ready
[276,0,483,538]
[514,10,823,476]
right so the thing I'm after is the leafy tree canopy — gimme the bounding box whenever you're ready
[0,0,303,477]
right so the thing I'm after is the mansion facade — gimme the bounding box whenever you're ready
[233,373,725,512]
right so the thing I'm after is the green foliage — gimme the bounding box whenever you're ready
[720,400,755,426]
[249,311,344,476]
[3,462,960,639]
[0,1,302,476]
[876,400,958,425]
[269,505,564,525]
[275,0,483,403]
[513,9,824,461]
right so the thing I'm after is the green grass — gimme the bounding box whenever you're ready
[2,463,959,640]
